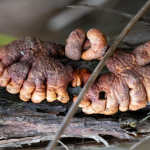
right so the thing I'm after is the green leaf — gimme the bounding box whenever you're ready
[0,34,17,46]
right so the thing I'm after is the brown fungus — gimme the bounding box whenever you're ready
[73,47,149,115]
[0,29,150,116]
[65,29,86,60]
[0,37,78,103]
[81,28,107,60]
[72,29,150,115]
[65,28,107,60]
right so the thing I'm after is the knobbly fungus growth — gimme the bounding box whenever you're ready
[65,28,107,60]
[0,37,78,104]
[70,29,150,115]
[0,29,150,115]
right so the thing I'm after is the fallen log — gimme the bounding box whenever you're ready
[0,87,150,149]
[0,58,150,149]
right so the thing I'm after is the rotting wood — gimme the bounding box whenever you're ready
[0,56,150,149]
[0,99,150,148]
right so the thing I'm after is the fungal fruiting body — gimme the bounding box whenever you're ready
[70,29,150,115]
[65,28,107,60]
[0,29,150,115]
[0,37,78,103]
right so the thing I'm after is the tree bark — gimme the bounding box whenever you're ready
[0,58,150,149]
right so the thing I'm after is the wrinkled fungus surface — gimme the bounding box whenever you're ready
[71,29,150,115]
[0,37,75,103]
[0,28,150,116]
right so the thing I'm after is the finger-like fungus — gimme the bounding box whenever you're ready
[65,28,107,60]
[0,37,76,103]
[72,29,150,115]
[65,29,86,60]
[1,28,150,116]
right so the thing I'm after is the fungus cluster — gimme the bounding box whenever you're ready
[71,29,150,115]
[65,28,107,60]
[0,29,149,115]
[0,37,77,103]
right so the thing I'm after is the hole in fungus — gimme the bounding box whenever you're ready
[99,91,107,100]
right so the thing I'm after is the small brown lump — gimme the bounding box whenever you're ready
[65,28,107,60]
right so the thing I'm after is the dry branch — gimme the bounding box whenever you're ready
[68,4,150,26]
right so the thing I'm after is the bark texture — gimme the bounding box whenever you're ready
[0,56,149,149]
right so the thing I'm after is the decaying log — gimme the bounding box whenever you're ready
[0,98,150,149]
[0,58,150,149]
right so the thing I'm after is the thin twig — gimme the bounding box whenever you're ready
[46,1,150,150]
[67,4,150,26]
[140,112,150,122]
[130,135,150,150]
[88,135,109,147]
[58,140,69,150]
